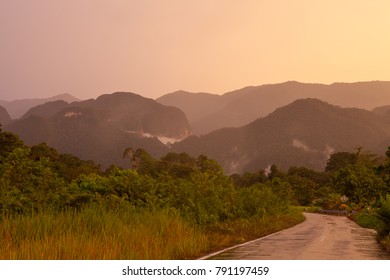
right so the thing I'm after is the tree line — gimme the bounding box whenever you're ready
[2,124,390,257]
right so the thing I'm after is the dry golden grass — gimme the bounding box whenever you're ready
[0,206,207,260]
[0,205,304,260]
[200,209,305,256]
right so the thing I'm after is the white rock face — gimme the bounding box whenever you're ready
[64,112,82,118]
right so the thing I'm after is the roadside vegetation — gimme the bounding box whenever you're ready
[1,125,390,259]
[350,195,390,251]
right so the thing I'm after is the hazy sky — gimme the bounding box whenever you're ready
[1,0,390,101]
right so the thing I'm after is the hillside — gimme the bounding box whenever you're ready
[158,81,390,135]
[171,98,390,173]
[21,100,71,120]
[5,92,191,168]
[0,105,12,126]
[0,93,80,119]
[156,90,225,123]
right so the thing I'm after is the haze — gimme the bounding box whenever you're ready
[1,0,390,101]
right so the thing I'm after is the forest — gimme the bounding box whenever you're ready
[1,125,390,259]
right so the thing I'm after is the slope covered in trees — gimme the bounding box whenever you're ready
[4,92,191,169]
[172,98,390,173]
[0,106,12,125]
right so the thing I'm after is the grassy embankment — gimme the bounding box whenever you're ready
[350,210,390,252]
[0,205,304,260]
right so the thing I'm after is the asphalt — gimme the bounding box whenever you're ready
[202,213,390,260]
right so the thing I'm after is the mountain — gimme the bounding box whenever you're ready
[21,100,71,120]
[0,93,80,119]
[372,105,390,117]
[157,81,390,135]
[171,98,390,174]
[5,92,191,168]
[0,105,12,126]
[156,90,226,124]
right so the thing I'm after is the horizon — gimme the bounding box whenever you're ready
[1,79,390,102]
[1,1,390,101]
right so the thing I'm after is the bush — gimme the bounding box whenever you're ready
[378,195,390,224]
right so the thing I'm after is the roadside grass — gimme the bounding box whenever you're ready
[350,211,390,252]
[381,235,390,251]
[200,207,305,256]
[0,205,207,260]
[0,205,305,260]
[292,205,320,213]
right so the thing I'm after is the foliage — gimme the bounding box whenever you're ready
[2,128,390,258]
[0,126,24,163]
[0,136,305,259]
[0,147,68,214]
[377,194,390,225]
[331,163,387,205]
[325,151,358,173]
[351,211,388,236]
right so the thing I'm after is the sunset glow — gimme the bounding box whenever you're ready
[1,0,390,100]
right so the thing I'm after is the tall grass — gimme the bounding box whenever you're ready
[0,205,207,259]
[350,211,390,252]
[0,204,305,260]
[203,207,305,253]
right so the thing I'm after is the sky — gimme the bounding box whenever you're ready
[1,0,390,101]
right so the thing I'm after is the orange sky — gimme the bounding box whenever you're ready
[1,0,390,100]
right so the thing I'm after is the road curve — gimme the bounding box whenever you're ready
[202,213,390,260]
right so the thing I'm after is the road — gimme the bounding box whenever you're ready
[202,213,390,260]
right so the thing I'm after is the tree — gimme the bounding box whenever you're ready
[326,148,381,173]
[377,146,390,187]
[230,170,268,188]
[288,175,317,205]
[268,164,285,180]
[133,148,157,176]
[326,152,358,173]
[331,163,387,206]
[196,154,224,176]
[0,147,67,214]
[0,127,24,163]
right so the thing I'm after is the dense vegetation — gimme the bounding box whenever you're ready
[0,126,303,259]
[1,125,390,259]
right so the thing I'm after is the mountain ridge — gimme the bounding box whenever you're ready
[171,98,390,173]
[158,81,390,135]
[0,93,81,119]
[0,105,12,126]
[5,92,190,168]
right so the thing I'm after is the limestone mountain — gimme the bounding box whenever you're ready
[171,98,390,174]
[158,81,390,135]
[21,100,71,120]
[0,93,80,119]
[0,105,12,126]
[5,92,191,168]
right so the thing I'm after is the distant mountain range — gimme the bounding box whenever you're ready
[0,93,80,119]
[4,92,190,168]
[157,81,390,135]
[4,81,390,173]
[171,98,390,173]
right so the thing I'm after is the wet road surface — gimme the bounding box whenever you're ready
[203,213,390,260]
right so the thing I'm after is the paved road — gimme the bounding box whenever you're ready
[203,213,390,260]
